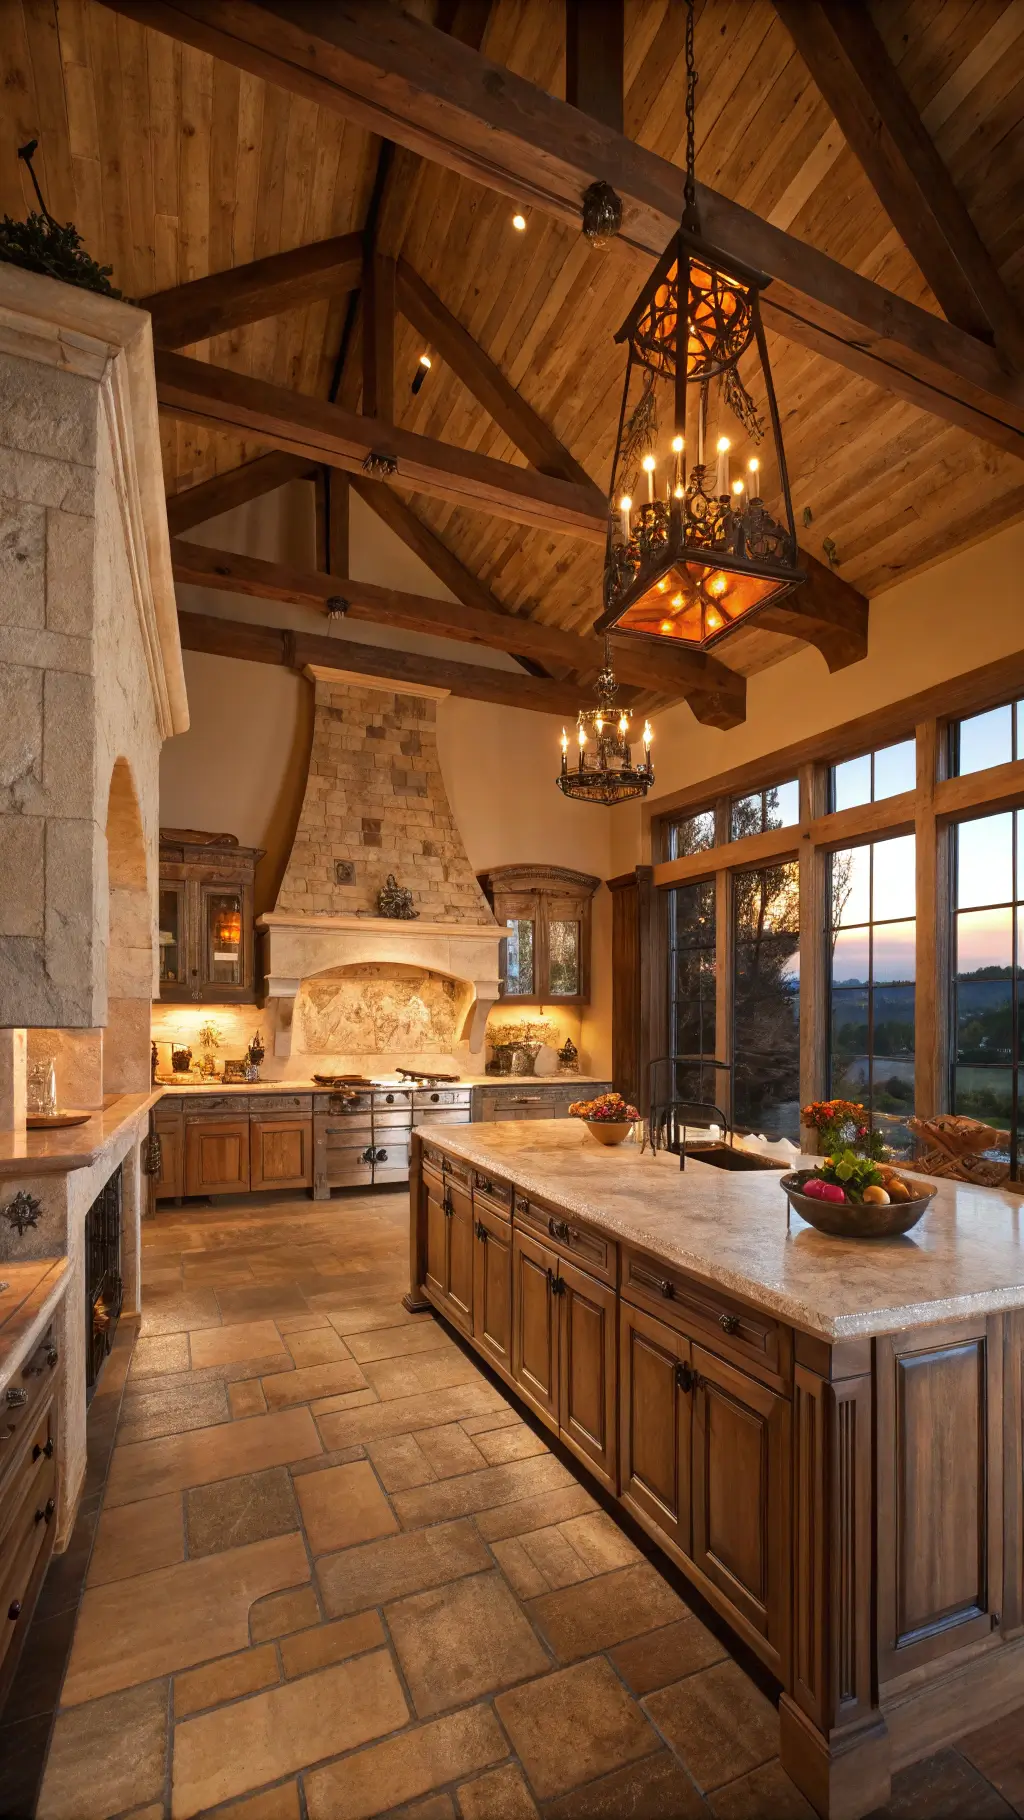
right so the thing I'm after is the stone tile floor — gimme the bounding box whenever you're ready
[6,1187,1024,1819]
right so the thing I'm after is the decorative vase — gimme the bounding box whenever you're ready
[584,1120,634,1147]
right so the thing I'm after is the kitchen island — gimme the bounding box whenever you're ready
[407,1119,1024,1820]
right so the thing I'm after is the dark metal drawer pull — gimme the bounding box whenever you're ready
[718,1313,741,1336]
[34,1498,55,1525]
[515,1195,529,1213]
[549,1218,570,1242]
[475,1221,489,1242]
[634,1265,675,1299]
[675,1362,700,1393]
[443,1192,454,1218]
[5,1388,27,1409]
[44,1437,54,1459]
[510,1096,544,1104]
[375,1149,388,1164]
[46,1346,58,1367]
[8,1600,21,1621]
[546,1267,565,1296]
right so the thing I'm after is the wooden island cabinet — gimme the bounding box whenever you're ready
[407,1120,1024,1820]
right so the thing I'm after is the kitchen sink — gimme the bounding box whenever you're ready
[682,1142,786,1172]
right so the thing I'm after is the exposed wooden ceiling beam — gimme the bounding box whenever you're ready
[771,1,1024,370]
[170,538,747,728]
[395,259,594,488]
[178,607,595,716]
[756,553,868,672]
[165,451,315,535]
[154,349,610,538]
[362,252,397,422]
[102,0,1024,456]
[140,232,364,349]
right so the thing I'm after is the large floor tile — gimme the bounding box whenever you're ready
[174,1644,280,1718]
[495,1658,660,1802]
[295,1459,399,1553]
[543,1749,708,1819]
[105,1407,321,1506]
[317,1519,491,1616]
[366,1432,438,1492]
[36,1681,168,1820]
[185,1466,300,1556]
[303,1705,507,1820]
[141,1289,221,1335]
[527,1561,686,1661]
[316,1380,508,1449]
[130,1332,191,1377]
[961,1712,1024,1815]
[279,1609,385,1679]
[609,1615,728,1695]
[86,1490,185,1587]
[360,1349,483,1401]
[709,1758,816,1818]
[414,1422,489,1478]
[62,1531,310,1704]
[190,1319,286,1368]
[117,1369,231,1445]
[345,1321,455,1362]
[263,1359,368,1408]
[644,1659,779,1794]
[866,1750,1017,1820]
[285,1326,351,1366]
[171,1649,409,1817]
[473,1484,597,1542]
[387,1569,550,1718]
[391,1454,572,1528]
[456,1763,539,1819]
[473,1424,548,1465]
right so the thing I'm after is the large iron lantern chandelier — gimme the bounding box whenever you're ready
[557,643,653,806]
[595,1,803,652]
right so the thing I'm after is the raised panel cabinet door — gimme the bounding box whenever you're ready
[184,1119,251,1196]
[446,1187,475,1334]
[154,1117,184,1199]
[250,1118,313,1191]
[473,1205,512,1375]
[424,1180,448,1306]
[512,1228,558,1424]
[876,1318,1003,1681]
[619,1300,692,1556]
[690,1344,789,1657]
[558,1258,618,1490]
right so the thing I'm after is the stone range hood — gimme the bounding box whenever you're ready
[259,666,503,1066]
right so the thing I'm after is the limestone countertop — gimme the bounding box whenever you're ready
[0,1258,70,1394]
[418,1118,1024,1342]
[0,1091,161,1179]
[154,1075,610,1094]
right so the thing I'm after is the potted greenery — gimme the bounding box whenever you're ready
[1,142,121,298]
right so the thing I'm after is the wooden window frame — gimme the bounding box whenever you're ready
[638,655,1024,1146]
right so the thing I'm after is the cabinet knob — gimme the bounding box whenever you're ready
[46,1346,59,1367]
[549,1218,570,1243]
[474,1221,489,1242]
[6,1387,27,1409]
[34,1498,55,1525]
[718,1314,741,1336]
[8,1600,21,1621]
[675,1361,697,1394]
[44,1438,54,1459]
[515,1195,529,1214]
[375,1149,388,1165]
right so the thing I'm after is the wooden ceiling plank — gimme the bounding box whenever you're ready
[141,230,364,347]
[395,257,592,488]
[169,536,747,727]
[97,0,1024,453]
[565,0,623,134]
[178,605,607,717]
[154,347,610,537]
[771,0,1024,366]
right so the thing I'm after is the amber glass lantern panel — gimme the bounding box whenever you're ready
[205,891,243,988]
[159,885,184,985]
[614,562,791,648]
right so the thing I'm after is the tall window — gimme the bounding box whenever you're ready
[830,738,915,811]
[951,810,1023,1169]
[953,699,1024,776]
[668,881,716,1102]
[733,863,800,1140]
[828,835,916,1152]
[731,779,798,841]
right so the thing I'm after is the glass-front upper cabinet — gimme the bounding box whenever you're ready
[479,866,600,1004]
[157,832,264,1004]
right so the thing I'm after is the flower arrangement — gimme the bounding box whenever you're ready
[569,1091,640,1123]
[802,1098,888,1161]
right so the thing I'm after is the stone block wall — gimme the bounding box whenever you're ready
[276,678,494,925]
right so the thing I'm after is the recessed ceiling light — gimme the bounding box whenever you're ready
[512,212,527,231]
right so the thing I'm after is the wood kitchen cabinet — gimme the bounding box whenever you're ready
[620,1299,692,1557]
[511,1228,617,1487]
[153,1109,185,1200]
[473,1201,513,1374]
[185,1117,251,1196]
[250,1117,313,1191]
[158,829,263,1005]
[421,1160,473,1334]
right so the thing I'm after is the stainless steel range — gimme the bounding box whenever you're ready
[312,1079,471,1198]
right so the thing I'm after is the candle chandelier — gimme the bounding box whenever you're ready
[557,643,653,806]
[595,0,803,652]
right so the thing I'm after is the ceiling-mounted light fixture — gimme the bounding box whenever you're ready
[410,352,432,396]
[595,0,802,653]
[511,211,527,232]
[557,642,653,806]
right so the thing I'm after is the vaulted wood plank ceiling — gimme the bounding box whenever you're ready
[3,0,1023,685]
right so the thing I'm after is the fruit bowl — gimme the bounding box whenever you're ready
[781,1171,935,1239]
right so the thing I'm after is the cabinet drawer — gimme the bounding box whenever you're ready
[251,1093,311,1114]
[413,1088,472,1109]
[473,1171,512,1218]
[0,1401,57,1689]
[414,1108,471,1127]
[622,1248,789,1389]
[422,1146,472,1189]
[158,1096,184,1114]
[184,1095,249,1118]
[514,1194,617,1287]
[1,1327,61,1450]
[314,1091,374,1115]
[374,1108,413,1132]
[374,1090,413,1112]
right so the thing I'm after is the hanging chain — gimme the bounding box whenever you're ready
[682,0,699,229]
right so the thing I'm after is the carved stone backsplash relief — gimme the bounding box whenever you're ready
[292,964,474,1056]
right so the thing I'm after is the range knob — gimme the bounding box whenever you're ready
[386,1093,395,1104]
[431,1092,440,1103]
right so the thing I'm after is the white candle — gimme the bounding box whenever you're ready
[671,434,684,495]
[716,436,730,496]
[642,454,655,503]
[732,477,746,510]
[642,720,653,754]
[620,494,631,540]
[747,457,760,498]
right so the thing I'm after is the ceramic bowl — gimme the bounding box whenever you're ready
[584,1119,635,1147]
[781,1172,935,1238]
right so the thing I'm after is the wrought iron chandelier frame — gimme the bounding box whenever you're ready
[557,645,654,806]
